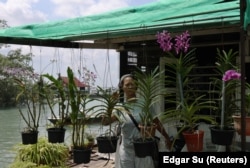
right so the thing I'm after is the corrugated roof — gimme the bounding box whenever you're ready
[60,76,87,88]
[0,0,248,48]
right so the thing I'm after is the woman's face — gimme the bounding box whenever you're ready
[122,77,137,98]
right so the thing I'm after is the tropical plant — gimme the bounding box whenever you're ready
[133,66,165,128]
[94,86,123,137]
[4,66,43,133]
[220,69,241,129]
[10,137,69,167]
[210,48,241,128]
[157,30,212,128]
[156,30,197,107]
[162,95,217,132]
[157,30,217,151]
[67,67,96,149]
[161,95,217,150]
[42,73,70,129]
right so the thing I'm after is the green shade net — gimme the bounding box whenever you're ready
[0,0,248,46]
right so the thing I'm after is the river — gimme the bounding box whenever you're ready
[0,104,105,168]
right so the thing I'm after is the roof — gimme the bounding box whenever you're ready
[0,0,248,49]
[60,76,87,88]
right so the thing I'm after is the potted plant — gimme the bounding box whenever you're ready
[232,82,250,136]
[157,30,217,152]
[131,66,166,157]
[11,68,44,145]
[156,30,198,139]
[15,77,43,145]
[162,95,217,152]
[67,67,95,164]
[209,49,240,148]
[42,73,69,143]
[93,86,123,154]
[157,30,199,151]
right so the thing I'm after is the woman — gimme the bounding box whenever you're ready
[103,74,172,168]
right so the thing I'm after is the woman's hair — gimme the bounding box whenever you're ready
[118,74,136,89]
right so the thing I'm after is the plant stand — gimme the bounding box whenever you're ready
[182,130,204,152]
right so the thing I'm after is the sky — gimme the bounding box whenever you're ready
[0,0,158,89]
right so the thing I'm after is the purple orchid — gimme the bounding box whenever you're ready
[156,30,191,55]
[156,30,173,52]
[221,69,241,129]
[222,70,241,81]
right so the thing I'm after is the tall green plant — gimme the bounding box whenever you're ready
[164,48,197,105]
[133,66,165,126]
[14,76,43,132]
[42,73,69,128]
[210,48,240,127]
[156,30,197,108]
[93,86,123,137]
[67,67,95,148]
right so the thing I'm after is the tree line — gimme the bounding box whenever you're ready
[0,19,34,107]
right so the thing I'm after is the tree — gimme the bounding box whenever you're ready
[0,49,34,107]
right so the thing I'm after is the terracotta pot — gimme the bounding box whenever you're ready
[232,115,250,136]
[182,130,204,152]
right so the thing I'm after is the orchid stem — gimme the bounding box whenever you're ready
[221,81,225,129]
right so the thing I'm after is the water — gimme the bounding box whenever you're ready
[0,103,107,168]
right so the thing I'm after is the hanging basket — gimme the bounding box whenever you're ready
[96,136,118,153]
[182,130,204,152]
[73,147,92,164]
[210,126,235,146]
[133,138,157,158]
[21,131,38,145]
[47,127,66,143]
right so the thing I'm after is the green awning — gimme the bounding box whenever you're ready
[0,0,248,48]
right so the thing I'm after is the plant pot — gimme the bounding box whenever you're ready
[176,124,199,140]
[47,127,66,143]
[73,147,92,164]
[96,136,118,153]
[21,131,38,145]
[210,126,235,146]
[133,138,157,158]
[182,130,204,152]
[232,115,250,136]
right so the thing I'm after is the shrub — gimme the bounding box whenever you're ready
[10,137,69,167]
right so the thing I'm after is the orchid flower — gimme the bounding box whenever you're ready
[221,70,241,129]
